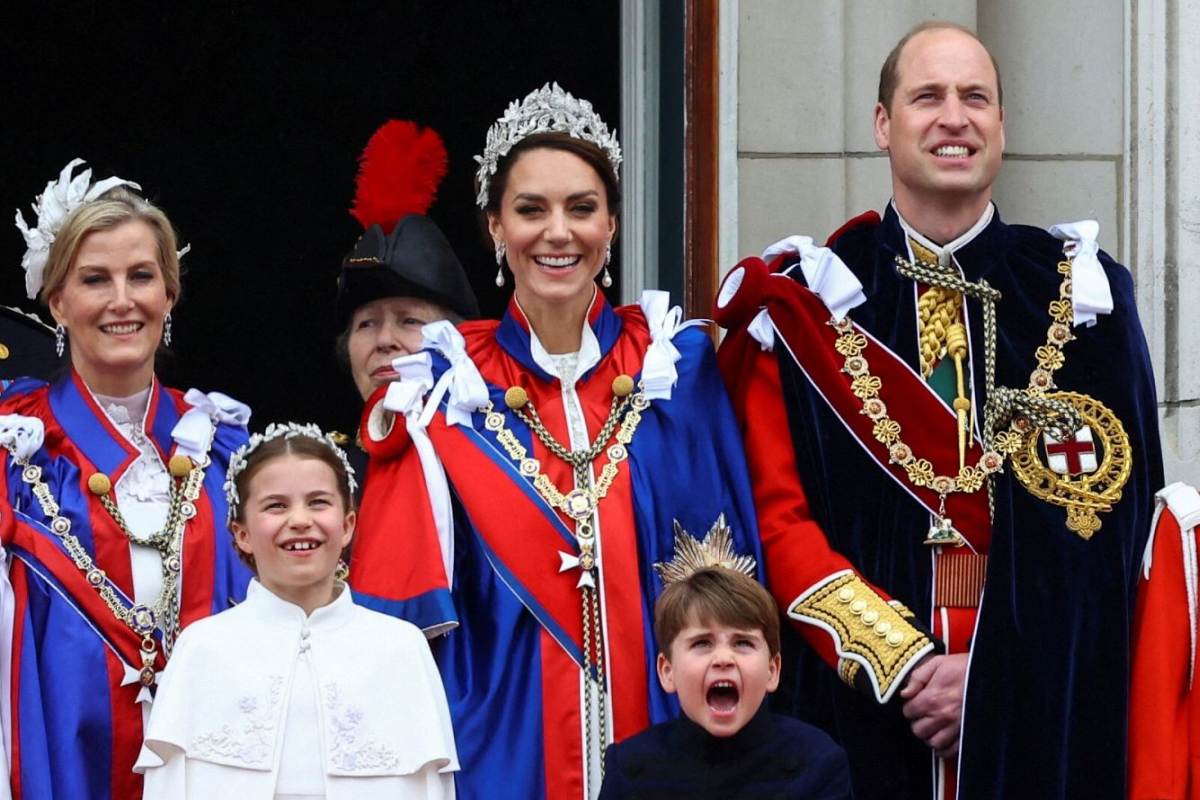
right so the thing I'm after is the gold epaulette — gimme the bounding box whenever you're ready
[328,431,351,446]
[788,570,936,703]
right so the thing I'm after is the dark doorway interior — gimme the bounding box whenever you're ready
[1,3,621,435]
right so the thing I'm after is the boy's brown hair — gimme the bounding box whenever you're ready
[654,568,780,658]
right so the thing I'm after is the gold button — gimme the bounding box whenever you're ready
[886,631,904,647]
[862,609,879,625]
[168,455,193,478]
[611,374,635,397]
[837,587,855,603]
[504,386,528,410]
[874,621,892,636]
[850,599,867,614]
[87,473,112,496]
[0,343,9,360]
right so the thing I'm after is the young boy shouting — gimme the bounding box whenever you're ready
[599,567,850,798]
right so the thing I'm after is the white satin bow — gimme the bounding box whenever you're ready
[1048,220,1114,328]
[421,321,489,427]
[761,235,865,321]
[0,415,45,461]
[640,290,703,401]
[747,309,776,351]
[173,390,252,461]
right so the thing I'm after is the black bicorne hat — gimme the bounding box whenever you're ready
[334,121,479,327]
[336,215,479,325]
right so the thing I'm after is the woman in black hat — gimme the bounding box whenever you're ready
[333,122,479,485]
[336,121,479,402]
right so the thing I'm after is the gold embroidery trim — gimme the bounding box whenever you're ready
[789,573,933,702]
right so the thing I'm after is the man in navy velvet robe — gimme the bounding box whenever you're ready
[715,20,1163,800]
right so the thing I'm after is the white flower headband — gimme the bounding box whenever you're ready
[473,82,622,209]
[224,422,359,522]
[15,159,193,301]
[15,159,141,300]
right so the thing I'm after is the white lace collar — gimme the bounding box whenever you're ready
[95,386,152,429]
[518,295,602,384]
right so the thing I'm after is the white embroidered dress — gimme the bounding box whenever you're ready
[135,581,458,799]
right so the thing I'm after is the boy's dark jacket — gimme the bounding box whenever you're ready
[598,705,850,800]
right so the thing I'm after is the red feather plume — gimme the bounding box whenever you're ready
[350,120,448,234]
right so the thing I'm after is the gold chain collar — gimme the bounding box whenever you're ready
[7,447,207,686]
[483,375,648,564]
[479,373,649,778]
[832,257,1078,544]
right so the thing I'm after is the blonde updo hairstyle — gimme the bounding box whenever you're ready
[39,186,183,305]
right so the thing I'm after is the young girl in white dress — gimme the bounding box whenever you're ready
[136,423,458,799]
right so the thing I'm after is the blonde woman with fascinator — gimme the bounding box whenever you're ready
[0,161,253,798]
[349,84,764,800]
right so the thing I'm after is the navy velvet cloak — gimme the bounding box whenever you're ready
[775,206,1163,799]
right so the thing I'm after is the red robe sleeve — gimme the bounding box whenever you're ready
[718,323,937,703]
[1128,482,1200,800]
[348,386,458,635]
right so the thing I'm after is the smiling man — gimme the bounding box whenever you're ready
[715,21,1163,800]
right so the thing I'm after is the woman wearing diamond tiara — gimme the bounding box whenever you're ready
[135,423,458,799]
[0,161,253,798]
[348,83,764,800]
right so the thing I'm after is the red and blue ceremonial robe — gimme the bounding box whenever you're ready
[0,371,252,800]
[350,292,763,800]
[715,205,1163,800]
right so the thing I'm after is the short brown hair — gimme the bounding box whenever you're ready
[654,568,780,658]
[230,433,356,570]
[877,21,1004,113]
[41,186,183,304]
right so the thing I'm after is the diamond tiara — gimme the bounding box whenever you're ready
[224,422,358,522]
[473,82,622,210]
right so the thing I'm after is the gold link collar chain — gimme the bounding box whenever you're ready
[481,375,650,778]
[6,447,207,686]
[828,255,1085,530]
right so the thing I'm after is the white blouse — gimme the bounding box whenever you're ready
[96,388,169,606]
[135,582,458,799]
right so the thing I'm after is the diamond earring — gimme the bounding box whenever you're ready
[55,324,65,358]
[163,313,173,347]
[600,242,613,288]
[494,241,507,287]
